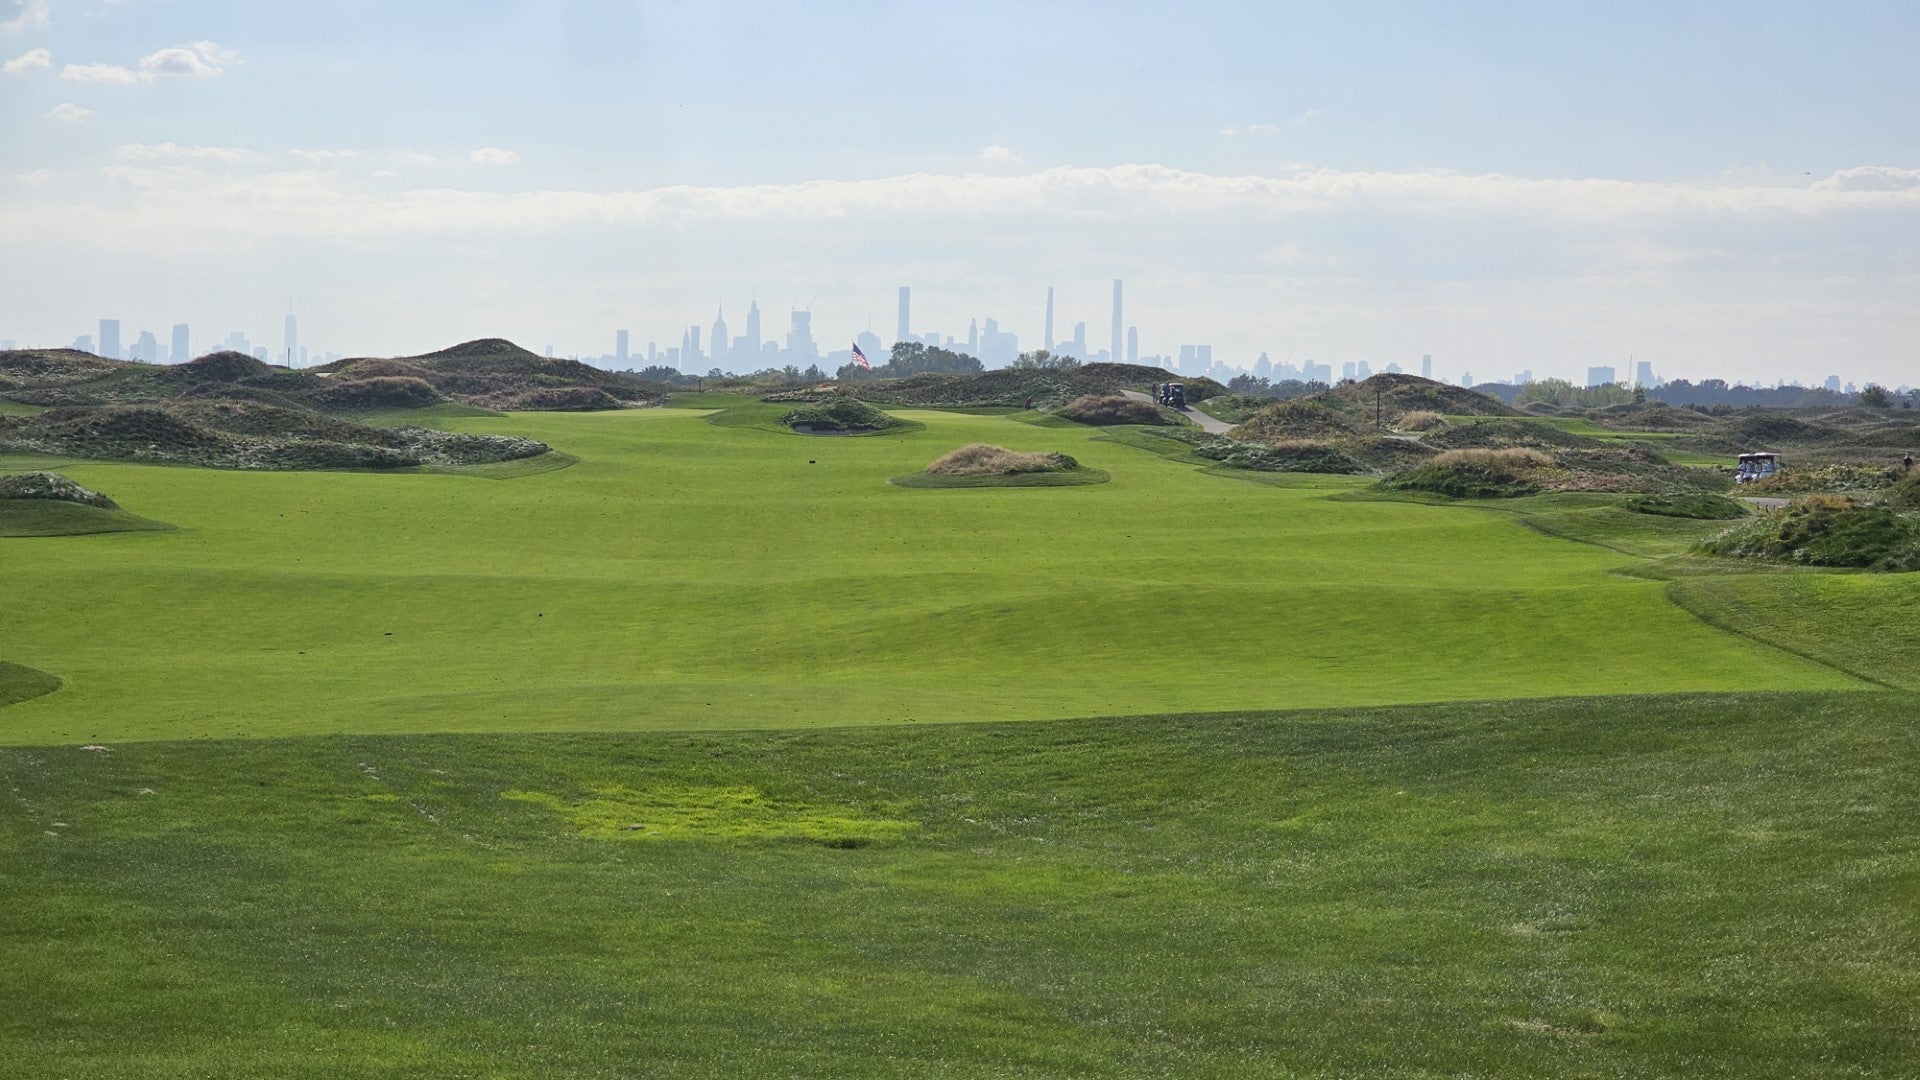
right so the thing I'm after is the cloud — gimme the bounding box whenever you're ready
[3,45,48,73]
[399,150,436,165]
[2,0,49,33]
[118,142,262,162]
[47,101,91,123]
[470,147,519,166]
[980,145,1017,162]
[61,61,138,84]
[289,148,359,163]
[139,41,231,80]
[1291,108,1323,127]
[1812,166,1920,193]
[10,168,52,186]
[1219,123,1280,137]
[60,41,236,85]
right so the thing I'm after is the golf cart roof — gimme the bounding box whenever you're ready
[1737,452,1778,462]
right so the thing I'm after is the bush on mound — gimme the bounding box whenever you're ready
[1193,438,1365,474]
[1230,400,1370,443]
[1885,470,1920,510]
[0,472,117,508]
[783,397,899,433]
[925,444,1078,476]
[495,386,624,412]
[1056,394,1168,426]
[169,351,273,383]
[1396,410,1446,432]
[314,376,444,410]
[1697,495,1920,571]
[1387,447,1554,499]
[1623,493,1748,520]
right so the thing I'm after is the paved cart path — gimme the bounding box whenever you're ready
[1122,390,1234,435]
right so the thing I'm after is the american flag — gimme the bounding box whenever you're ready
[851,342,872,369]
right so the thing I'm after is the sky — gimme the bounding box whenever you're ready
[2,0,1917,385]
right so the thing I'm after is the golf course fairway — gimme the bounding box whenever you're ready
[0,404,1859,746]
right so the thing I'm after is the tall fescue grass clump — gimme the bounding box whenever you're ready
[1056,394,1169,426]
[1397,410,1446,432]
[1389,447,1556,499]
[1698,494,1920,571]
[926,444,1078,476]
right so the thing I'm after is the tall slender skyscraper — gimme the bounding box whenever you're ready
[284,312,298,366]
[1421,353,1432,379]
[745,299,761,353]
[98,319,120,360]
[616,330,630,365]
[896,286,911,344]
[1044,286,1055,352]
[171,324,190,364]
[1110,279,1123,371]
[711,307,729,369]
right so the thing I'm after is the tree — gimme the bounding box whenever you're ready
[884,341,983,377]
[803,364,824,382]
[1009,349,1079,371]
[1861,383,1892,408]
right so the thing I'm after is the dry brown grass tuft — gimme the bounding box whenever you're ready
[1433,447,1553,470]
[926,444,1078,476]
[1398,410,1446,432]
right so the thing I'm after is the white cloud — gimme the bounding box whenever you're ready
[1291,108,1323,127]
[1219,123,1280,137]
[1812,166,1920,193]
[470,147,519,166]
[980,145,1017,162]
[60,41,236,85]
[289,148,359,163]
[3,45,48,74]
[47,101,91,123]
[118,142,262,162]
[138,41,231,80]
[2,0,49,33]
[61,61,138,84]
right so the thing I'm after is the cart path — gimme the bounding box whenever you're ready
[1121,390,1234,435]
[1740,497,1790,511]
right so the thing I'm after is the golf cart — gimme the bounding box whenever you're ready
[1155,382,1186,408]
[1734,452,1779,484]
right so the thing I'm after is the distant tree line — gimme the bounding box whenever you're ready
[1651,380,1913,410]
[1226,374,1330,401]
[835,341,985,382]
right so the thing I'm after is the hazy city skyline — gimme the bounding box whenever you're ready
[3,2,1917,386]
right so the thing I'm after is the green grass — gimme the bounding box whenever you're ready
[0,498,173,537]
[1,692,1914,1078]
[1670,572,1920,689]
[705,399,926,437]
[0,661,60,706]
[0,408,1860,745]
[888,467,1110,489]
[344,401,504,429]
[0,397,46,416]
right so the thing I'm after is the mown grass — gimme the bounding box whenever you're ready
[0,407,1859,744]
[1,692,1914,1078]
[1671,572,1920,689]
[0,498,173,537]
[0,661,60,706]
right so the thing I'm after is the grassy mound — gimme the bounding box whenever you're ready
[1697,495,1920,571]
[0,471,116,508]
[492,386,625,412]
[926,444,1079,476]
[1425,417,1607,451]
[1885,470,1920,509]
[1319,373,1519,417]
[1056,394,1169,426]
[0,348,125,391]
[0,402,550,471]
[0,499,172,538]
[313,376,444,410]
[1230,399,1370,442]
[812,363,1229,410]
[1397,409,1446,432]
[1192,437,1365,474]
[783,397,900,433]
[0,661,60,707]
[163,350,273,384]
[1622,492,1749,519]
[1388,447,1554,499]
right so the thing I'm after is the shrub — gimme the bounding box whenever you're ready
[1387,447,1554,499]
[0,472,116,508]
[925,444,1078,476]
[1697,496,1920,571]
[1056,394,1168,426]
[1193,438,1364,474]
[783,397,899,432]
[315,376,443,410]
[1397,410,1446,432]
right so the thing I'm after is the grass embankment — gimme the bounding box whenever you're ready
[2,692,1914,1078]
[0,661,60,706]
[0,406,1860,744]
[891,443,1109,489]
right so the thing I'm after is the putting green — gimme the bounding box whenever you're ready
[0,406,1858,745]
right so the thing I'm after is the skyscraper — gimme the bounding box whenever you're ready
[896,286,910,344]
[967,318,978,356]
[1421,354,1432,380]
[1127,325,1138,365]
[98,319,120,360]
[787,309,817,360]
[688,325,702,367]
[711,307,729,369]
[283,312,298,366]
[1635,360,1657,388]
[171,324,190,364]
[1110,279,1122,373]
[745,299,761,354]
[616,329,630,364]
[1587,366,1616,387]
[1044,286,1054,352]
